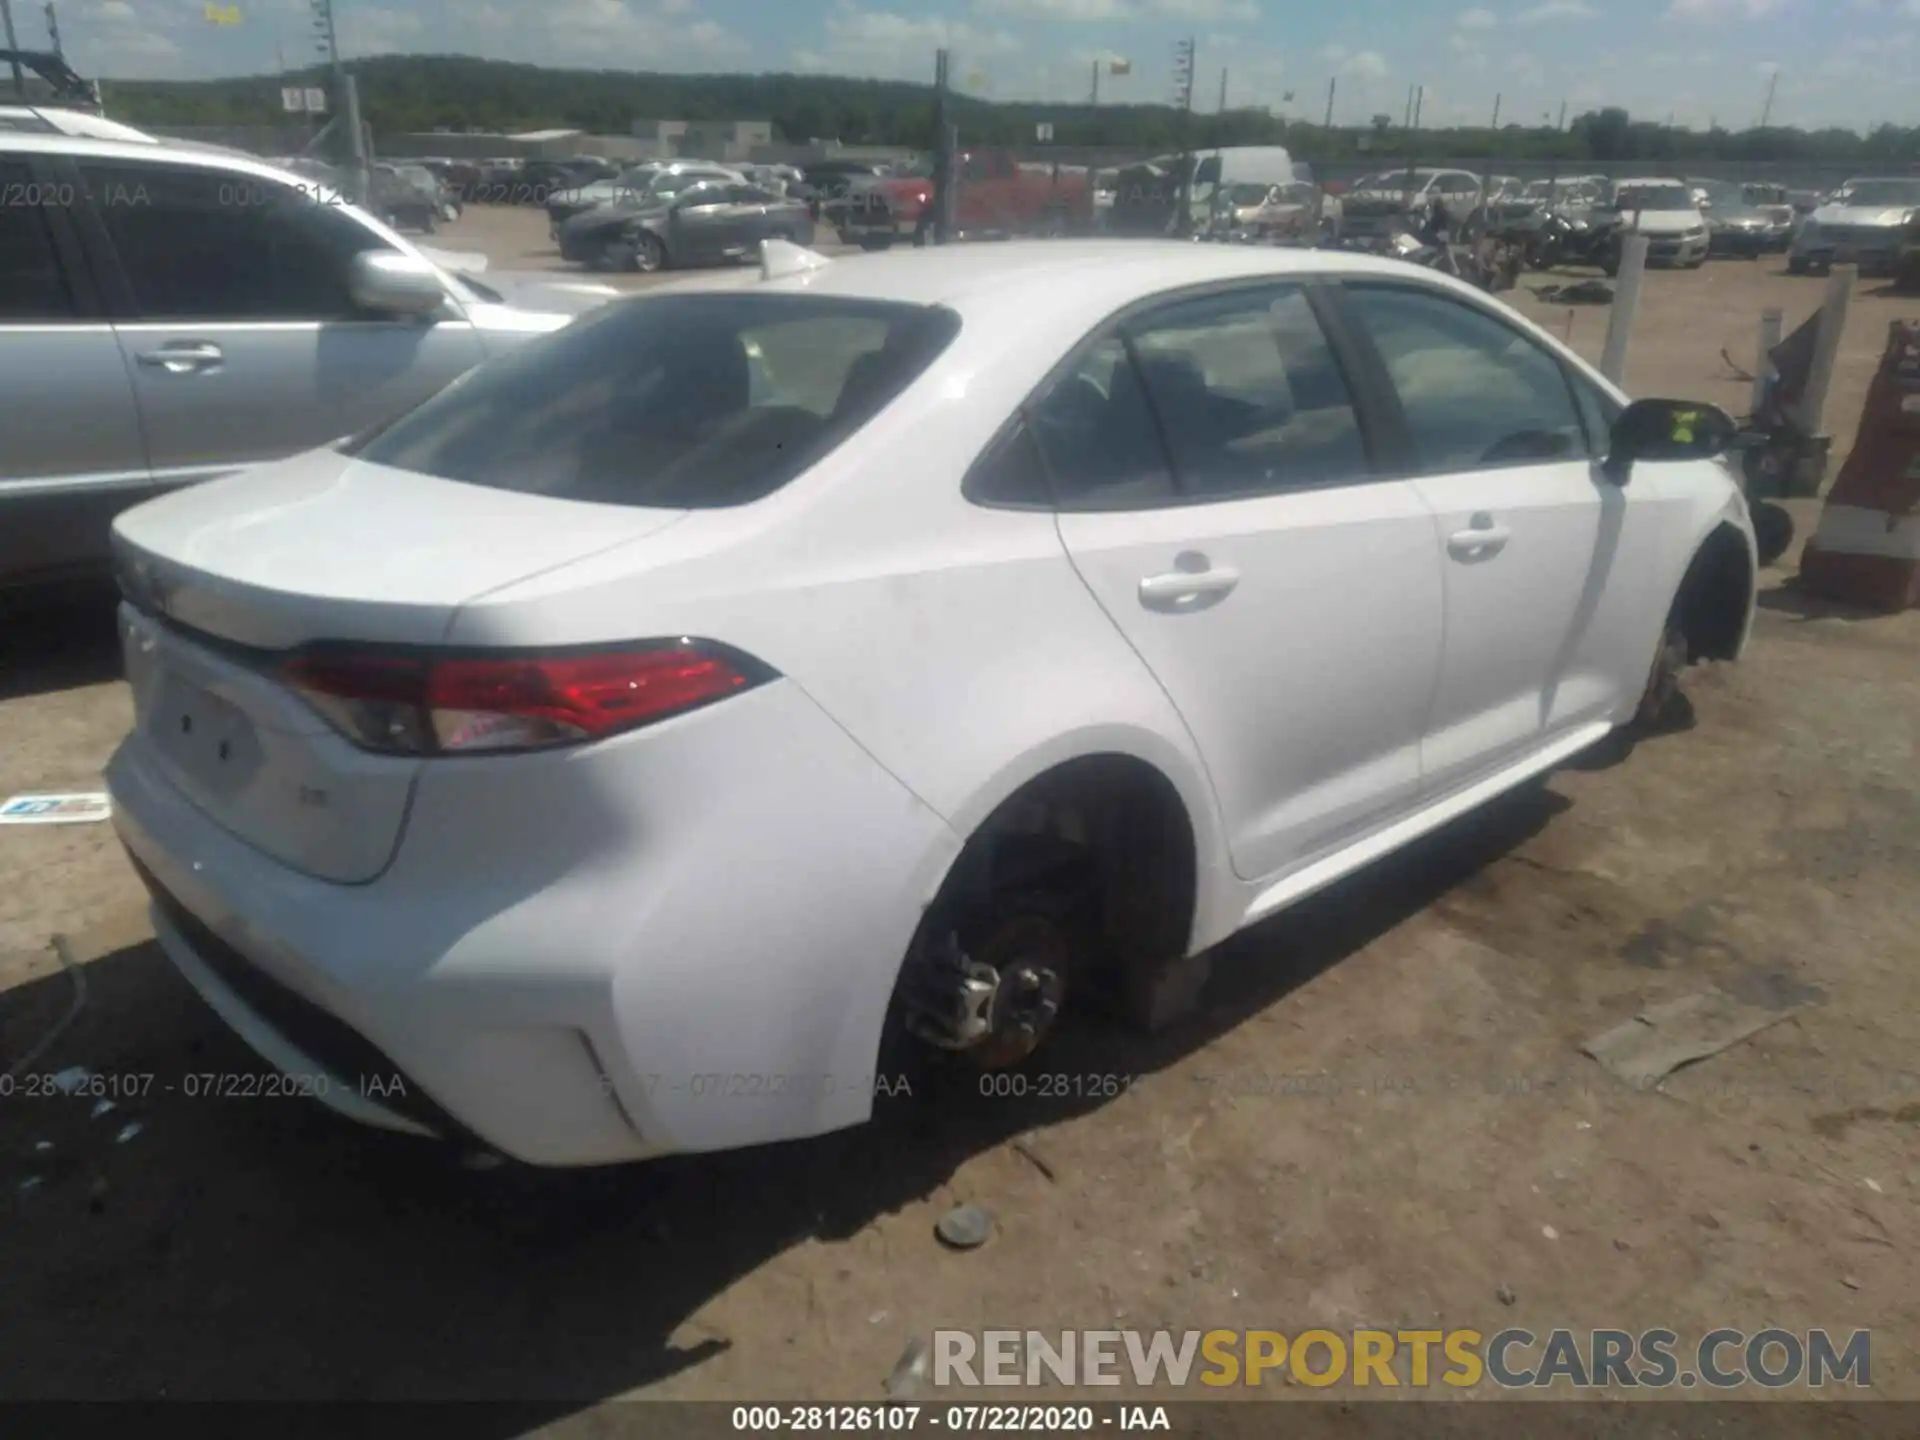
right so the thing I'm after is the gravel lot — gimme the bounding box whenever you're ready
[3,207,1917,1412]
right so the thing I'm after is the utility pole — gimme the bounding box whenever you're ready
[1403,85,1415,129]
[1323,76,1336,129]
[43,0,60,57]
[1218,67,1228,114]
[1090,57,1099,106]
[1557,98,1568,130]
[1413,84,1424,129]
[1173,36,1195,231]
[932,48,956,243]
[2,0,26,101]
[1758,68,1778,128]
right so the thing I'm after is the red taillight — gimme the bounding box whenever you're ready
[281,642,769,756]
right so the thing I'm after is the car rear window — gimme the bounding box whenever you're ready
[344,293,961,508]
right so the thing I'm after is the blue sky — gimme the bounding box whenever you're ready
[51,0,1920,131]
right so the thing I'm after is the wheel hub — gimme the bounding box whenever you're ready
[902,924,1071,1070]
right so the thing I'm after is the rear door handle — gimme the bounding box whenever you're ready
[1139,565,1240,609]
[136,342,224,374]
[1447,522,1511,559]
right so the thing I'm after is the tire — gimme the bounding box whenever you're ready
[858,235,894,252]
[1753,501,1796,567]
[1601,245,1622,279]
[1634,614,1690,729]
[588,237,634,273]
[632,231,667,273]
[1787,255,1808,275]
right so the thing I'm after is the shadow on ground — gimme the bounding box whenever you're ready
[1755,581,1896,624]
[0,583,123,703]
[0,779,1579,1416]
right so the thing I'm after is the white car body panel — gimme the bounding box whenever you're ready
[103,241,1758,1165]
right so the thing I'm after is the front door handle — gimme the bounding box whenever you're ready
[1447,519,1511,560]
[136,342,224,374]
[1139,565,1240,609]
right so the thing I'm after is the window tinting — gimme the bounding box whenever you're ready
[964,417,1052,507]
[1029,335,1175,509]
[80,162,396,321]
[1123,285,1368,498]
[1568,373,1622,460]
[1345,284,1587,473]
[0,161,76,321]
[345,293,961,508]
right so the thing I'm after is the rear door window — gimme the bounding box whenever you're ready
[344,293,961,507]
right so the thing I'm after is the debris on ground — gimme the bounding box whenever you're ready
[883,1336,929,1398]
[936,1204,994,1250]
[1011,1136,1057,1183]
[1541,1225,1560,1241]
[1496,1284,1517,1306]
[0,793,112,826]
[1532,279,1615,305]
[1580,987,1813,1089]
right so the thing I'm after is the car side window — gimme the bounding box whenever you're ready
[1567,371,1623,459]
[730,185,778,204]
[1122,285,1370,498]
[0,161,78,322]
[79,162,395,322]
[963,415,1053,507]
[1343,283,1587,473]
[1029,334,1176,508]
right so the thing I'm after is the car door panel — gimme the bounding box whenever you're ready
[74,158,487,491]
[1043,283,1445,884]
[0,156,151,586]
[1335,280,1645,796]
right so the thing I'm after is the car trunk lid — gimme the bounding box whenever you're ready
[111,448,686,883]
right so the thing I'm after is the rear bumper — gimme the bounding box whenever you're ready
[107,679,959,1167]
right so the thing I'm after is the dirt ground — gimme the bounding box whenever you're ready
[3,209,1918,1415]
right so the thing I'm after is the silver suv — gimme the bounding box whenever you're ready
[2,133,619,590]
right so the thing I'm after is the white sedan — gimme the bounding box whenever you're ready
[105,240,1758,1167]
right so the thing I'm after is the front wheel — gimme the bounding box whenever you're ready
[1753,501,1796,567]
[1634,615,1690,729]
[632,231,667,273]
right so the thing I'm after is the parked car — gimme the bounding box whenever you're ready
[833,148,1093,248]
[0,132,621,590]
[557,177,815,272]
[103,240,1758,1166]
[1693,179,1784,258]
[370,162,442,233]
[546,160,743,231]
[1337,168,1487,241]
[1609,179,1710,268]
[1790,176,1920,276]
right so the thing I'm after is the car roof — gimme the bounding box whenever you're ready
[661,239,1459,315]
[0,105,156,142]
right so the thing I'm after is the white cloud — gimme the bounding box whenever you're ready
[796,4,1017,80]
[1455,6,1498,25]
[1148,0,1261,19]
[337,5,424,58]
[62,0,184,77]
[440,0,744,62]
[1666,0,1787,18]
[974,0,1134,18]
[1517,0,1598,20]
[1318,44,1389,78]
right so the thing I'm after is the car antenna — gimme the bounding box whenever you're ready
[760,238,833,282]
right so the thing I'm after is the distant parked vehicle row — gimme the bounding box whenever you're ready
[0,131,620,591]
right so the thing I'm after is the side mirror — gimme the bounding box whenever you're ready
[1602,398,1738,484]
[347,251,448,317]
